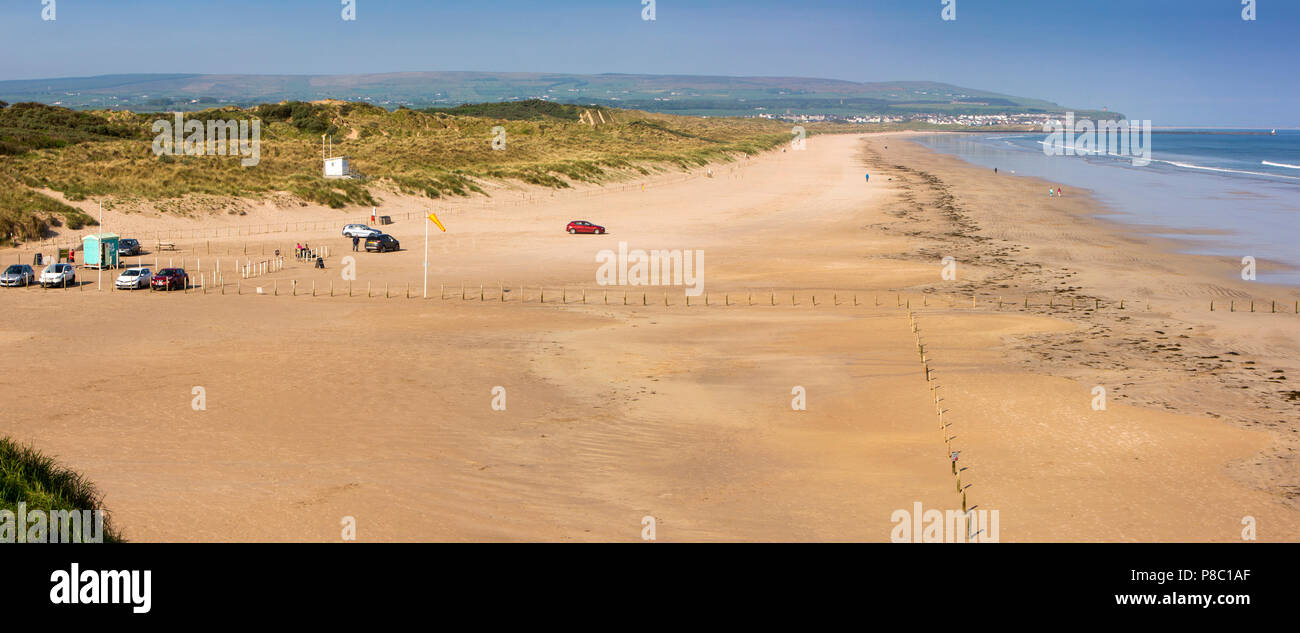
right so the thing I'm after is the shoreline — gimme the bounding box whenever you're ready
[868,133,1300,516]
[899,129,1300,283]
[897,130,1300,288]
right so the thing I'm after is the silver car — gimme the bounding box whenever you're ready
[1,264,36,287]
[115,267,153,290]
[342,224,381,238]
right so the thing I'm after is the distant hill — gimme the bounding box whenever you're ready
[0,72,1113,119]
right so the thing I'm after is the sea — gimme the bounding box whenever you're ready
[912,130,1300,285]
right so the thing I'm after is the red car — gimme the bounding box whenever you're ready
[151,268,189,291]
[566,220,606,235]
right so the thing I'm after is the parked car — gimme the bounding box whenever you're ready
[150,268,188,291]
[342,224,382,239]
[117,238,141,257]
[566,220,606,235]
[364,234,401,252]
[0,265,36,287]
[115,267,152,290]
[39,263,76,288]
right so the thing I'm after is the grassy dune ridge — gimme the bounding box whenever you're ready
[0,437,124,543]
[0,99,801,243]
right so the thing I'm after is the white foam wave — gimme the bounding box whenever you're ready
[1036,140,1136,159]
[1153,159,1300,180]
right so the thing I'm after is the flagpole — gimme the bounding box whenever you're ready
[423,214,429,299]
[97,201,103,291]
[423,212,445,298]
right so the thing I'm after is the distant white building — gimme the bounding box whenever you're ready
[324,156,350,179]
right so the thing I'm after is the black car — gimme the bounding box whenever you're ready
[117,238,141,257]
[365,234,400,253]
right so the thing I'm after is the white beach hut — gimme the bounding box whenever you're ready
[322,134,353,179]
[324,156,350,178]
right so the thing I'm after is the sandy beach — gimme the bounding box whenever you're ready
[2,132,1296,542]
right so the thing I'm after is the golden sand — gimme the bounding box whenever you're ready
[2,133,1295,541]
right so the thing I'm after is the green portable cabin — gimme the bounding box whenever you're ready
[82,233,120,269]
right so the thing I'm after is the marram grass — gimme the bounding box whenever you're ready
[0,437,124,543]
[0,99,798,243]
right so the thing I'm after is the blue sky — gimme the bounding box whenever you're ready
[0,0,1295,126]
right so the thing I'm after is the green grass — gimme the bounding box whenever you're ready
[0,99,808,241]
[0,102,140,155]
[0,437,124,542]
[0,172,98,244]
[421,99,592,121]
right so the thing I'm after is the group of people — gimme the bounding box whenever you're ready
[295,242,326,268]
[993,167,1063,198]
[993,168,1066,197]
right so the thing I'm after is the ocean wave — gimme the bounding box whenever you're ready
[1037,140,1142,160]
[1152,159,1300,181]
[1032,141,1300,181]
[948,136,1300,183]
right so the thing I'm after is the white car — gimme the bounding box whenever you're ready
[342,224,382,238]
[40,263,77,288]
[115,267,152,290]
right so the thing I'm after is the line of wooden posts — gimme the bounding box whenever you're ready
[909,309,978,526]
[37,275,1300,316]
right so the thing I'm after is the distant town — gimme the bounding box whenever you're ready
[755,111,1075,128]
[26,88,1098,131]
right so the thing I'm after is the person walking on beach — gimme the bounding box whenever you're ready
[352,236,360,252]
[1056,187,1063,197]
